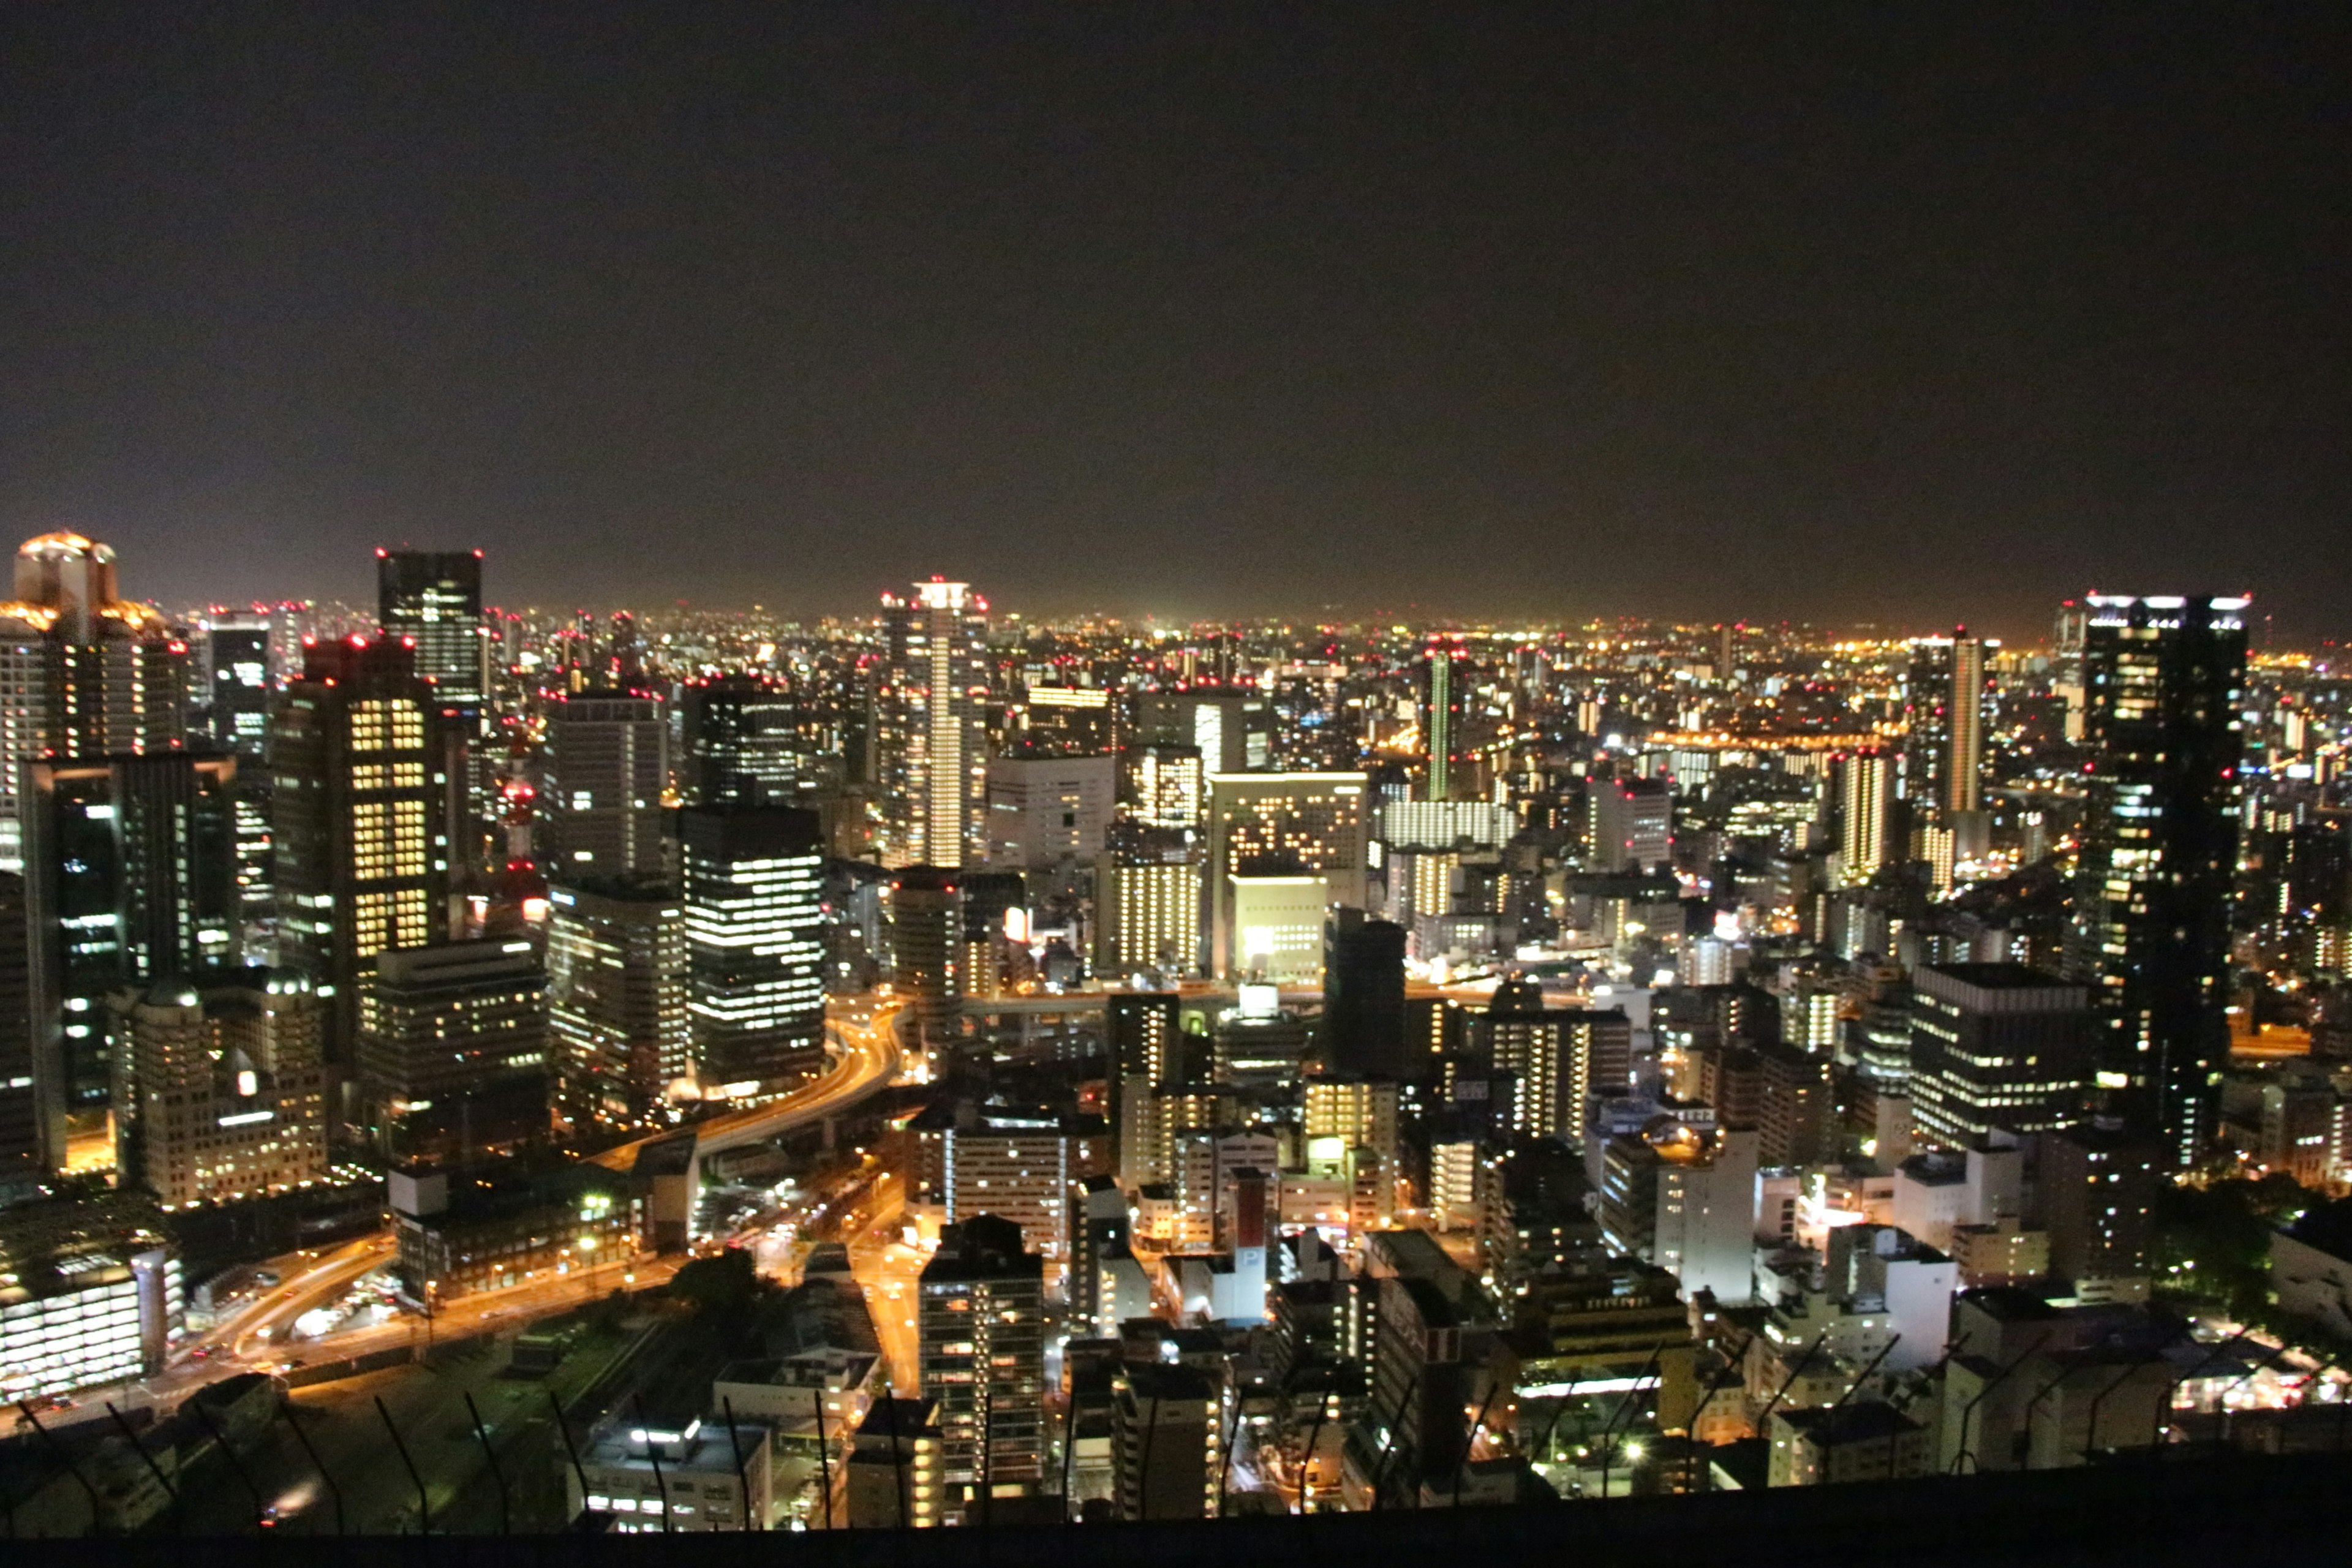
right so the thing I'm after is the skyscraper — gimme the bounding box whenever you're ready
[680,674,804,807]
[0,873,43,1176]
[1419,636,1468,801]
[546,875,692,1128]
[1322,909,1408,1078]
[1590,776,1672,873]
[544,690,669,876]
[682,804,826,1098]
[197,611,274,756]
[2066,594,2247,1167]
[0,531,191,871]
[1836,747,1894,885]
[25,754,241,1127]
[376,549,489,708]
[270,636,450,1066]
[1945,631,1987,819]
[881,579,989,868]
[356,938,550,1165]
[1908,963,2094,1151]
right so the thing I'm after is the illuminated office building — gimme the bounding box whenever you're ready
[1134,691,1272,774]
[1018,682,1116,755]
[1908,963,2092,1152]
[0,532,190,872]
[197,611,273,756]
[356,938,549,1164]
[375,549,489,708]
[2065,594,2247,1167]
[1206,771,1368,980]
[682,805,826,1098]
[546,875,692,1128]
[270,636,449,1065]
[1419,636,1469,800]
[881,579,989,869]
[544,689,669,877]
[983,753,1115,870]
[24,754,241,1129]
[680,674,804,807]
[1590,777,1672,873]
[1120,742,1206,831]
[0,874,40,1177]
[0,1187,182,1400]
[108,970,328,1208]
[1095,825,1203,976]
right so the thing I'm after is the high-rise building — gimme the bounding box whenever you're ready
[2034,1122,2160,1303]
[910,1100,1109,1288]
[270,636,450,1065]
[1112,1362,1223,1520]
[887,864,962,1053]
[2065,594,2247,1166]
[881,580,989,868]
[375,549,488,708]
[108,970,328,1208]
[681,805,825,1098]
[1419,637,1469,801]
[1468,979,1634,1142]
[1322,909,1407,1078]
[982,753,1116,870]
[0,1186,183,1400]
[543,690,669,877]
[1095,825,1202,976]
[0,532,191,872]
[0,873,44,1177]
[680,674,804,807]
[197,611,274,756]
[1836,747,1894,885]
[1589,777,1671,873]
[1119,743,1205,831]
[1134,691,1272,774]
[25,754,241,1123]
[1909,963,2093,1152]
[545,875,692,1128]
[917,1213,1045,1511]
[1946,632,1987,818]
[356,938,549,1165]
[1206,771,1368,980]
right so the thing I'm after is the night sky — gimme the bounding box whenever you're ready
[2,4,2345,637]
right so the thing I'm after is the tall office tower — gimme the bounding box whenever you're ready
[1469,978,1634,1141]
[0,873,42,1177]
[546,876,692,1129]
[888,864,963,1051]
[107,970,327,1207]
[681,804,825,1098]
[1095,825,1203,975]
[1322,909,1407,1077]
[197,611,273,755]
[356,940,549,1166]
[1945,631,1987,818]
[544,690,668,876]
[880,579,989,868]
[1589,777,1672,872]
[982,753,1116,870]
[1134,690,1273,774]
[1419,636,1469,800]
[1205,771,1368,981]
[270,636,450,1066]
[1908,963,2094,1152]
[1106,990,1184,1157]
[680,674,802,806]
[918,1214,1045,1512]
[2066,594,2248,1167]
[26,755,241,1128]
[375,549,488,707]
[1902,636,1954,815]
[0,532,190,870]
[1835,747,1894,886]
[1119,742,1205,831]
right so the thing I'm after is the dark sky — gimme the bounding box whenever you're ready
[2,4,2345,639]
